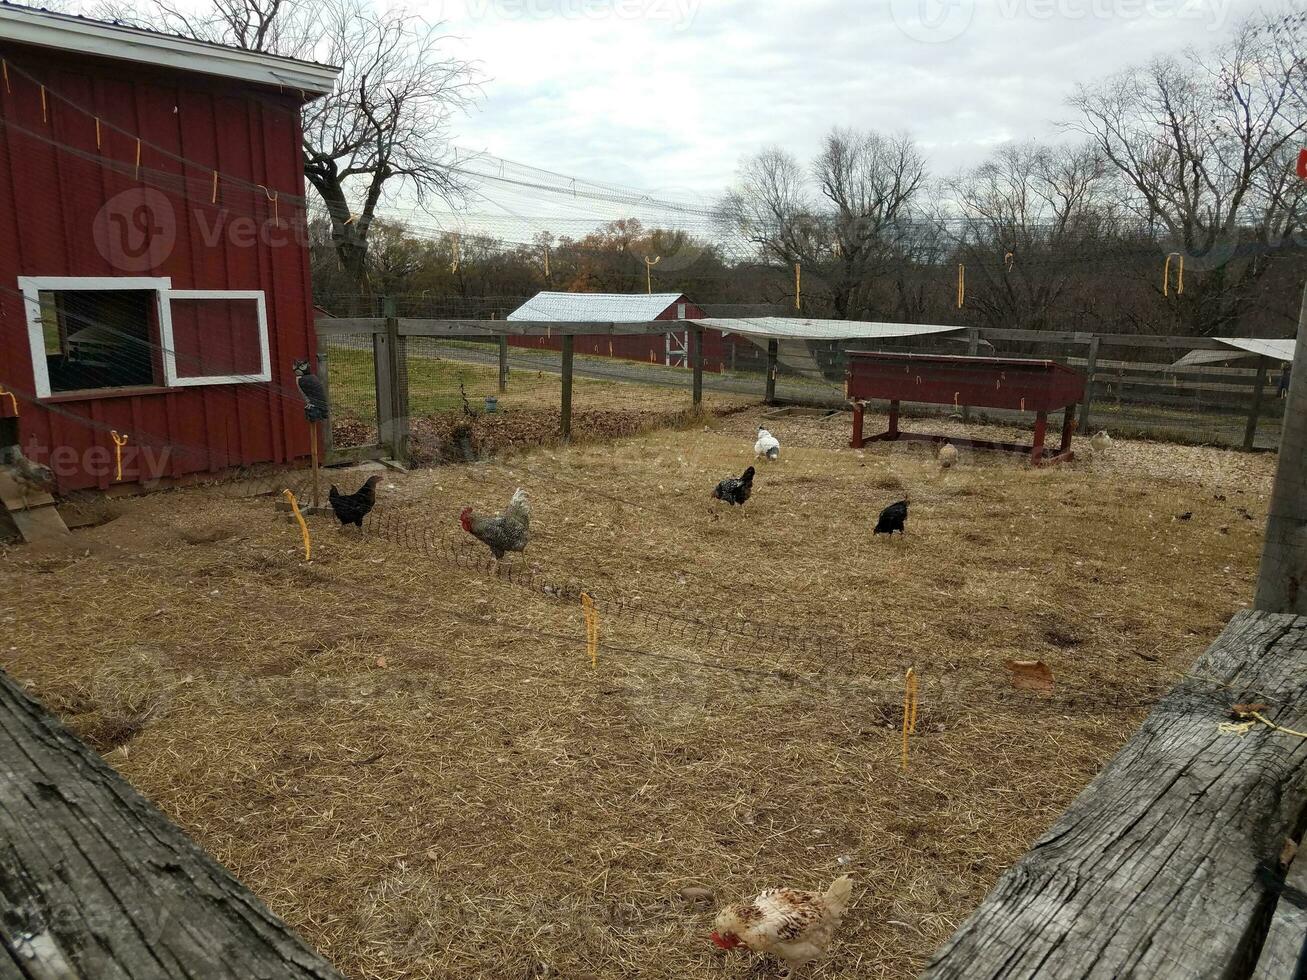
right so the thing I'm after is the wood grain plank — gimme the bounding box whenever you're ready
[0,671,343,979]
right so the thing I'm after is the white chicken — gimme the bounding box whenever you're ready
[1090,430,1113,454]
[711,876,853,975]
[754,426,780,461]
[937,441,958,469]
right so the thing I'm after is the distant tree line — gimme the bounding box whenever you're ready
[305,9,1307,338]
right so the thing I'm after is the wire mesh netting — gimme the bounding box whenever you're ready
[322,334,381,452]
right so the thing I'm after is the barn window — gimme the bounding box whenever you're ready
[161,291,270,386]
[20,277,169,397]
[20,278,271,397]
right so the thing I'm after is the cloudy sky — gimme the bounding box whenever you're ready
[432,0,1279,213]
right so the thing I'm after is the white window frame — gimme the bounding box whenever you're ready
[18,277,271,396]
[162,289,271,387]
[20,276,173,398]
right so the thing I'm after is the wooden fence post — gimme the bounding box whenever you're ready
[560,334,574,441]
[315,350,334,460]
[1243,356,1268,451]
[962,326,980,422]
[498,335,508,393]
[690,324,704,409]
[1081,335,1100,434]
[1255,283,1307,614]
[381,296,408,464]
[765,338,778,404]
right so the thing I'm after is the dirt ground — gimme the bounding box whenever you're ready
[0,405,1275,979]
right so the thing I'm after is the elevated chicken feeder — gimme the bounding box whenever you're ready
[846,351,1086,465]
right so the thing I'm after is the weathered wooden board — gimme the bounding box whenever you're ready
[0,670,343,979]
[8,506,70,546]
[0,470,54,512]
[921,609,1307,980]
[1252,839,1307,978]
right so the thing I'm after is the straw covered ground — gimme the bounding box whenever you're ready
[0,405,1275,979]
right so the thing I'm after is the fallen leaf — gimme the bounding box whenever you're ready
[1280,838,1298,869]
[1231,702,1266,719]
[376,656,388,668]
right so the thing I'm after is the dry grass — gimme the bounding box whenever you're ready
[0,406,1274,979]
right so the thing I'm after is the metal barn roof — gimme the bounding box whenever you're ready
[690,317,969,341]
[507,292,690,322]
[1172,337,1296,367]
[0,2,340,95]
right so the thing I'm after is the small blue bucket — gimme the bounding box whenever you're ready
[484,396,498,413]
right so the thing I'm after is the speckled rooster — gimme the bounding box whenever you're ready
[460,487,530,560]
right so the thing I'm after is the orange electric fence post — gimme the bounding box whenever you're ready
[901,667,919,771]
[282,489,312,561]
[956,264,966,309]
[581,592,599,668]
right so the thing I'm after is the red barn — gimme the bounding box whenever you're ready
[506,291,725,371]
[0,3,339,493]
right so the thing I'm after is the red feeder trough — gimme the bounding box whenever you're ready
[846,351,1087,465]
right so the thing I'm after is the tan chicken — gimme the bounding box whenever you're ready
[710,875,853,975]
[937,441,958,468]
[1090,430,1113,454]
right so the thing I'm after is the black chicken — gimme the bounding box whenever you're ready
[873,499,908,536]
[712,466,755,506]
[328,475,382,528]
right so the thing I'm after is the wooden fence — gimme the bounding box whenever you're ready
[313,315,1291,463]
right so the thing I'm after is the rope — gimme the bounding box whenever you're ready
[0,385,18,416]
[1221,706,1307,740]
[282,489,312,561]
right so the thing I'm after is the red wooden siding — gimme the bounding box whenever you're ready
[0,42,316,492]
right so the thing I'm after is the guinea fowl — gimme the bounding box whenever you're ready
[712,466,755,506]
[328,475,382,528]
[874,499,908,536]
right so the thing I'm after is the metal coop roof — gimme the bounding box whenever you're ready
[507,292,690,323]
[1172,337,1296,368]
[0,2,341,95]
[690,317,969,341]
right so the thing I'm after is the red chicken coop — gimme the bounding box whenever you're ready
[846,352,1086,465]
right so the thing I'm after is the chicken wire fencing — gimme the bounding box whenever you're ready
[321,332,382,455]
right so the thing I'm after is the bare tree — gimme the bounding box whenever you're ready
[97,0,480,291]
[949,140,1118,331]
[719,130,927,318]
[1069,16,1307,335]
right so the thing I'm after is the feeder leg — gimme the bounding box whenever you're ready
[851,402,864,448]
[888,400,900,440]
[1032,411,1048,466]
[1059,404,1076,457]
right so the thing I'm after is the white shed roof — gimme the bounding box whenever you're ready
[0,2,340,95]
[508,292,688,322]
[1172,337,1295,367]
[691,317,969,341]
